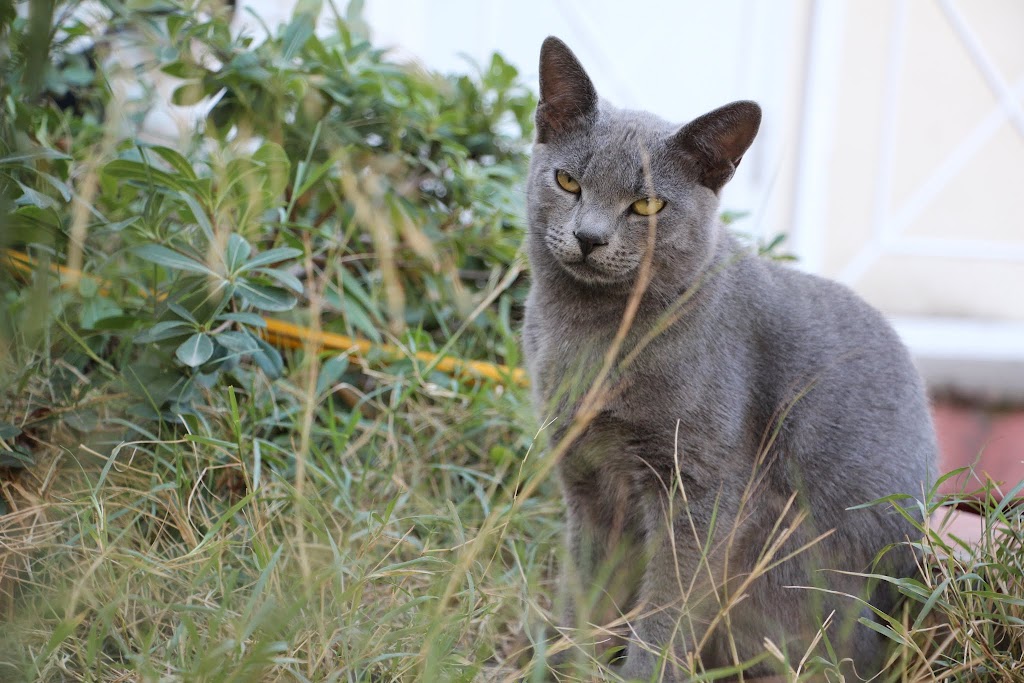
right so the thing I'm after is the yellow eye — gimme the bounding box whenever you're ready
[555,170,581,194]
[631,197,665,216]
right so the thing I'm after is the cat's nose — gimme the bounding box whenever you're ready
[573,230,608,258]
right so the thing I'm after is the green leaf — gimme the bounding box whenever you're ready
[81,297,123,330]
[235,281,297,312]
[857,617,909,647]
[294,158,336,197]
[255,267,304,294]
[912,577,953,630]
[166,15,187,40]
[104,217,140,232]
[0,422,21,441]
[177,192,216,242]
[103,159,191,194]
[148,146,198,181]
[280,10,317,61]
[224,234,252,273]
[78,277,99,298]
[134,321,194,343]
[168,303,199,325]
[37,172,73,202]
[342,292,381,343]
[161,60,205,80]
[0,449,34,469]
[252,142,291,201]
[176,333,215,367]
[135,245,216,276]
[15,181,59,210]
[251,336,284,378]
[216,312,267,328]
[172,81,207,107]
[216,330,259,354]
[238,247,303,271]
[0,150,71,166]
[316,355,350,395]
[60,62,94,87]
[88,315,139,331]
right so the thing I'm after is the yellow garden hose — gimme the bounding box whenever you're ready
[2,249,528,387]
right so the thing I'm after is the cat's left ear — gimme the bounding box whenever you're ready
[672,101,761,193]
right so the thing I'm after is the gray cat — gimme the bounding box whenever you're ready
[521,37,937,681]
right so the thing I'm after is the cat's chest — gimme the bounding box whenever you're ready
[523,297,746,456]
[525,303,679,393]
[524,308,618,402]
[525,309,691,434]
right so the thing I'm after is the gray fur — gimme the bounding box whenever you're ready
[522,37,937,680]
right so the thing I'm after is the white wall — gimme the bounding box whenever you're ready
[791,0,1024,398]
[358,0,805,242]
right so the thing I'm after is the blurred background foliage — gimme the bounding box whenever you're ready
[1,0,535,427]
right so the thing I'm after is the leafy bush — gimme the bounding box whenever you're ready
[2,0,534,422]
[2,2,548,679]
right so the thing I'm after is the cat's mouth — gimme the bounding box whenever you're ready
[560,257,632,285]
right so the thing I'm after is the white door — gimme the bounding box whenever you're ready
[791,0,1024,397]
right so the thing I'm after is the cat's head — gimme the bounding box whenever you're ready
[527,36,760,295]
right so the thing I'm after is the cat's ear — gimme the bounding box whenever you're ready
[536,36,598,143]
[672,101,761,193]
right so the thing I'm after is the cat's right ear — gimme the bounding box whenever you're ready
[536,37,598,143]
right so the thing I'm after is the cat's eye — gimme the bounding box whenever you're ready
[631,197,666,216]
[555,169,581,194]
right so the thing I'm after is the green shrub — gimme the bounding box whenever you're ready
[2,3,550,681]
[2,0,534,424]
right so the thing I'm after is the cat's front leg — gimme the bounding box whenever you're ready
[618,549,694,682]
[547,498,601,673]
[550,486,644,676]
[619,503,723,682]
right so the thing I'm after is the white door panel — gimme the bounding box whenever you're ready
[791,0,1024,397]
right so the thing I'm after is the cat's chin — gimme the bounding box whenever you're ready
[558,259,633,287]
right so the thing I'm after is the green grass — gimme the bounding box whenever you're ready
[2,299,1023,683]
[0,324,560,682]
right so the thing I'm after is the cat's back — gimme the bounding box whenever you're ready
[745,254,921,392]
[734,253,937,491]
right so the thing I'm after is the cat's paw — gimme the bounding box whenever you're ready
[615,659,667,683]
